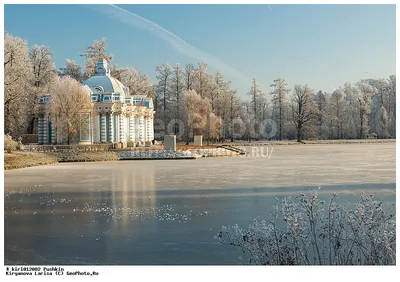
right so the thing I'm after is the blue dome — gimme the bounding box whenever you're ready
[82,59,129,96]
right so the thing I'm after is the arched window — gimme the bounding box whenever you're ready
[93,86,104,92]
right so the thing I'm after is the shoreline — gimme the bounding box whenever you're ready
[4,140,396,170]
[226,139,395,146]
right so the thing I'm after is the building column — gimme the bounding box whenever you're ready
[135,116,140,142]
[144,117,148,142]
[38,115,45,144]
[147,118,154,141]
[119,114,125,142]
[129,115,135,141]
[139,116,144,142]
[109,112,114,143]
[56,116,63,144]
[101,113,106,143]
[51,117,56,144]
[43,115,48,144]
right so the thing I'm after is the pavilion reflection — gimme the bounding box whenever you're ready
[110,164,157,230]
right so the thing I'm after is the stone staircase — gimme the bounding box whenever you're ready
[217,144,246,155]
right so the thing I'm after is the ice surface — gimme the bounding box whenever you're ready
[4,144,396,265]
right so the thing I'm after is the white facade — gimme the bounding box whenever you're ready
[38,58,155,145]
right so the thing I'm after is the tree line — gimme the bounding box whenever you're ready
[4,32,396,143]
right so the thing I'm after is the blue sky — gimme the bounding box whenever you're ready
[4,4,396,98]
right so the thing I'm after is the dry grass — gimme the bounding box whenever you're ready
[4,152,58,170]
[4,151,121,170]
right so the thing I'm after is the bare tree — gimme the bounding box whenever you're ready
[50,76,93,144]
[80,37,113,79]
[291,84,319,142]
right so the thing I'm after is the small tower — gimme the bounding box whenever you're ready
[94,58,110,76]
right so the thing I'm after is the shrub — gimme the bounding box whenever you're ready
[16,137,24,150]
[4,135,17,153]
[20,134,38,144]
[215,188,396,265]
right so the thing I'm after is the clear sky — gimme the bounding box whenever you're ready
[3,4,396,98]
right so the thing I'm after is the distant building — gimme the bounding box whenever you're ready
[38,58,155,145]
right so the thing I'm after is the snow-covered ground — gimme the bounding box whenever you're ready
[4,143,396,265]
[116,149,200,159]
[115,148,239,159]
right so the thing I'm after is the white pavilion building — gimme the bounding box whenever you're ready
[38,58,155,145]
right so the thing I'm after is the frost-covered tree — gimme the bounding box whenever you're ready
[291,84,319,142]
[270,77,290,140]
[376,105,389,138]
[248,77,265,140]
[50,76,92,144]
[208,71,225,111]
[225,90,241,142]
[241,100,253,141]
[355,81,375,139]
[111,66,154,97]
[209,71,231,140]
[193,63,211,98]
[30,45,56,88]
[182,89,211,144]
[155,62,172,126]
[184,63,195,91]
[59,59,82,82]
[169,64,185,134]
[314,90,327,138]
[206,112,222,142]
[387,75,396,137]
[367,77,396,138]
[27,44,57,134]
[328,88,348,139]
[4,32,33,137]
[80,37,113,79]
[343,83,358,139]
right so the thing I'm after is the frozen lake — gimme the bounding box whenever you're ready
[4,143,396,265]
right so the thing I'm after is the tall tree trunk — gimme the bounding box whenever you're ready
[297,121,302,142]
[359,110,363,139]
[279,91,282,140]
[297,129,301,143]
